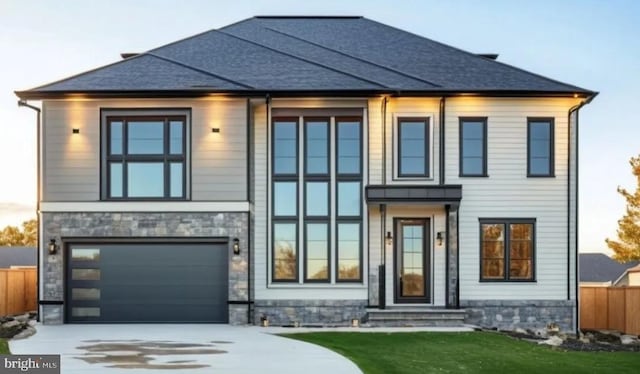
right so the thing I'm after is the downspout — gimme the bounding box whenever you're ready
[246,98,252,324]
[17,100,41,322]
[439,97,446,185]
[568,99,588,332]
[379,96,388,308]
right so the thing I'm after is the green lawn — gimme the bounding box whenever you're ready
[0,339,9,354]
[283,332,640,374]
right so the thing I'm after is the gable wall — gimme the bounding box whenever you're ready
[41,98,248,202]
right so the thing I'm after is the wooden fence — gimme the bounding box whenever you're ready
[580,286,640,335]
[0,267,37,316]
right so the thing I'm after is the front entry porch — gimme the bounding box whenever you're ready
[365,185,463,325]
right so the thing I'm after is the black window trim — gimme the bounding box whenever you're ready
[102,110,189,201]
[479,218,537,282]
[303,117,330,177]
[335,220,364,283]
[397,117,430,178]
[527,117,555,178]
[271,221,300,283]
[459,117,488,177]
[272,117,299,177]
[271,117,300,283]
[335,117,364,283]
[303,221,331,283]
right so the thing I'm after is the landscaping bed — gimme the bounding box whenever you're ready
[0,312,37,339]
[498,328,640,352]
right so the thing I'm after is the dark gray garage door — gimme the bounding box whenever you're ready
[66,242,228,323]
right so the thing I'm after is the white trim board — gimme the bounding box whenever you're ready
[40,201,250,212]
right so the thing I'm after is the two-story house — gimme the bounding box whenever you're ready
[15,16,596,331]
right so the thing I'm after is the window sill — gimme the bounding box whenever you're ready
[459,174,489,178]
[267,283,366,289]
[479,279,537,283]
[527,174,556,178]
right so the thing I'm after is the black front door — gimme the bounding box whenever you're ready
[394,218,430,303]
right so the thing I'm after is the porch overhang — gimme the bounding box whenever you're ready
[365,185,462,209]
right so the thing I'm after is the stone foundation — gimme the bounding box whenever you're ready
[254,300,367,326]
[461,299,576,332]
[41,211,249,324]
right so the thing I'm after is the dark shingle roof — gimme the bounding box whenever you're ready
[0,247,36,268]
[16,16,595,99]
[579,253,639,283]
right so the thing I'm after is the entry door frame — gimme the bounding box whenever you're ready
[393,218,431,304]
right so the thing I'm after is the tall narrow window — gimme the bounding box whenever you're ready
[272,119,299,281]
[480,219,535,281]
[336,118,362,282]
[460,118,487,177]
[528,118,554,177]
[398,118,429,177]
[105,115,187,199]
[303,118,330,282]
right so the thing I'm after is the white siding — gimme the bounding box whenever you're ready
[42,98,248,202]
[445,97,581,300]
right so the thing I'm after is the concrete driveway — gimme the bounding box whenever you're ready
[10,324,362,374]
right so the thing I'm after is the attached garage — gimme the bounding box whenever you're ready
[66,241,228,323]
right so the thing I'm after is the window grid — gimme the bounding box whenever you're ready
[479,219,536,282]
[271,116,363,284]
[105,115,186,200]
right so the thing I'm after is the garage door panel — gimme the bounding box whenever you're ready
[67,242,228,323]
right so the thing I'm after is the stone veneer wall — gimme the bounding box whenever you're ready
[41,212,249,325]
[254,300,368,326]
[461,300,576,332]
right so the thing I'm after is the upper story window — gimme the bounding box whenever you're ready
[459,117,488,177]
[397,117,430,178]
[271,114,363,284]
[528,118,555,177]
[480,219,535,282]
[102,111,189,200]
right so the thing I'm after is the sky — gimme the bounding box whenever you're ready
[0,0,638,253]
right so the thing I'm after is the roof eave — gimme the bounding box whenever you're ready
[14,88,597,101]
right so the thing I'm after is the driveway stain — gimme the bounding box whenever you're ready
[75,340,227,370]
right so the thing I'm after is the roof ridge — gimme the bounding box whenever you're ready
[215,29,390,89]
[361,17,594,94]
[145,53,254,89]
[255,15,362,19]
[263,26,441,88]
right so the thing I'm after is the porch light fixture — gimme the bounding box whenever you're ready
[436,232,445,246]
[72,128,80,134]
[211,127,220,133]
[385,231,393,246]
[232,238,240,255]
[47,238,59,255]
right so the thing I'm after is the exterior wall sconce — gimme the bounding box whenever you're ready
[232,238,240,255]
[211,128,220,133]
[351,318,360,327]
[385,231,393,246]
[48,238,59,255]
[72,128,80,134]
[436,232,445,246]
